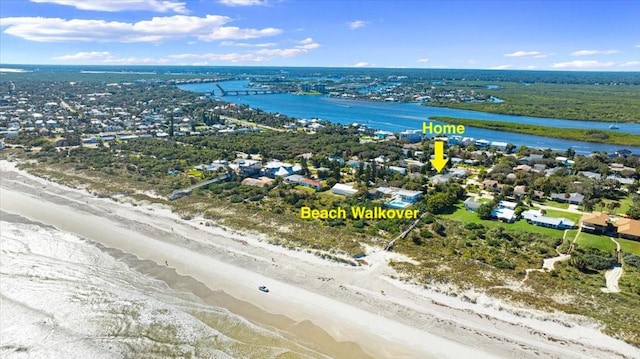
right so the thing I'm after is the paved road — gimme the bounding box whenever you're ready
[531,203,583,215]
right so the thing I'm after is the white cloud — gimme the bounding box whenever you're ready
[198,26,281,41]
[347,20,367,30]
[220,41,276,47]
[218,0,268,6]
[255,37,319,57]
[504,51,548,58]
[490,64,512,70]
[0,15,281,43]
[416,58,430,63]
[350,62,373,67]
[635,44,640,48]
[166,38,319,63]
[571,49,619,56]
[49,37,319,65]
[620,61,640,67]
[52,51,156,64]
[299,37,314,45]
[552,60,615,69]
[52,51,113,61]
[167,52,269,63]
[30,0,189,13]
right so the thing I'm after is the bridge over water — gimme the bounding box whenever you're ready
[214,83,281,96]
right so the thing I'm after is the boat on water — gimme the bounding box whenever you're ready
[609,124,619,130]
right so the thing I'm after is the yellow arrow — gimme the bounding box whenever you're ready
[430,140,449,173]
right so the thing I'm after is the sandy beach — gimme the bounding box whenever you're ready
[1,159,639,359]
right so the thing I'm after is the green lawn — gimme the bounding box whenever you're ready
[619,238,640,256]
[535,199,570,209]
[601,197,633,215]
[186,169,203,178]
[295,185,316,193]
[443,205,565,238]
[542,209,581,223]
[575,232,617,253]
[565,229,579,241]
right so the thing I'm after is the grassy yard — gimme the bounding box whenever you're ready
[619,238,640,256]
[601,197,633,215]
[542,209,581,223]
[295,185,316,193]
[535,199,570,209]
[575,232,617,253]
[186,169,203,178]
[565,229,579,241]
[443,205,566,239]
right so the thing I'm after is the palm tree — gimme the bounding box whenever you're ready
[607,201,621,214]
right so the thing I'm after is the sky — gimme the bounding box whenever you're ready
[0,0,639,70]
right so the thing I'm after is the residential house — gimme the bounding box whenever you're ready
[482,179,501,192]
[607,175,635,185]
[399,130,423,143]
[430,174,453,184]
[232,159,262,176]
[555,156,575,167]
[396,189,422,204]
[579,171,602,180]
[388,166,407,175]
[521,210,575,230]
[284,174,322,191]
[463,197,482,211]
[513,185,527,198]
[532,164,547,173]
[580,212,610,234]
[545,167,563,177]
[550,192,584,205]
[448,168,469,178]
[474,139,490,149]
[284,174,304,185]
[518,154,544,164]
[491,207,516,223]
[513,164,532,172]
[498,200,518,210]
[490,141,509,151]
[615,149,633,157]
[331,183,358,197]
[262,160,300,178]
[299,178,322,191]
[615,218,640,241]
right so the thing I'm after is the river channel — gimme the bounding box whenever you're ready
[178,81,640,155]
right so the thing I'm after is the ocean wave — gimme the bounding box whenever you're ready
[0,220,324,359]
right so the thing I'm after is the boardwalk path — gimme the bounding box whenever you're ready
[602,237,623,293]
[168,173,230,201]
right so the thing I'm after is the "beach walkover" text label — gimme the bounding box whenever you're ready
[300,206,419,220]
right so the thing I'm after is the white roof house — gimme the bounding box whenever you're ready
[331,183,358,197]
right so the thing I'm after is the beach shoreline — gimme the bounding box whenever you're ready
[1,159,639,359]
